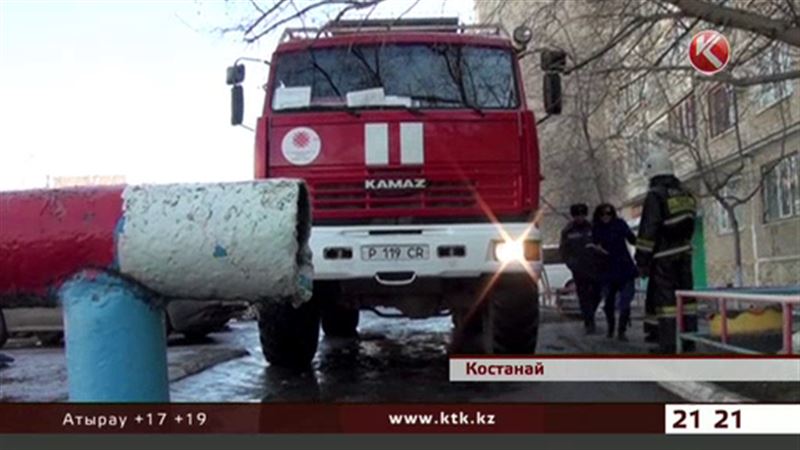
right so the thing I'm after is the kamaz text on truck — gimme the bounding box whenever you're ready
[227,18,565,368]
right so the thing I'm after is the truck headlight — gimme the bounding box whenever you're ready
[493,240,540,263]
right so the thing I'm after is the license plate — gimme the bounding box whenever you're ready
[361,245,429,261]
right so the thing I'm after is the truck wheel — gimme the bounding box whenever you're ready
[317,282,358,338]
[450,308,485,354]
[182,331,210,343]
[0,309,8,349]
[321,303,359,338]
[488,275,539,354]
[256,298,320,369]
[164,314,173,337]
[37,332,64,347]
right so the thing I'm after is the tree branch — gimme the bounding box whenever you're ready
[591,65,800,86]
[244,0,289,36]
[563,13,684,74]
[661,0,800,47]
[245,0,385,43]
[787,0,800,26]
[710,69,800,86]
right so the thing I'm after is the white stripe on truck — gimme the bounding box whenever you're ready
[400,122,424,165]
[365,123,389,166]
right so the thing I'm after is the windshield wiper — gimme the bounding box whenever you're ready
[400,104,424,116]
[464,101,485,117]
[341,106,361,117]
[368,104,424,116]
[407,95,483,116]
[274,105,360,117]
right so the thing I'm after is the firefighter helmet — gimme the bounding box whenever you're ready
[643,149,674,179]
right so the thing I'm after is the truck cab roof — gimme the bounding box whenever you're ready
[275,21,514,53]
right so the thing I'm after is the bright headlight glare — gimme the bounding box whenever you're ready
[494,240,525,263]
[493,240,541,263]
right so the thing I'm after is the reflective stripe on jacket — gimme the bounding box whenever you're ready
[635,175,697,269]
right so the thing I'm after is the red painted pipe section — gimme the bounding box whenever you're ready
[720,298,729,345]
[676,293,684,353]
[0,186,124,297]
[782,303,793,354]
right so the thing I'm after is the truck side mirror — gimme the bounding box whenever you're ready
[226,64,245,85]
[231,85,244,126]
[540,49,566,115]
[543,73,562,115]
[540,49,567,72]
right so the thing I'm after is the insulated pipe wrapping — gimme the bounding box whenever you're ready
[0,179,313,305]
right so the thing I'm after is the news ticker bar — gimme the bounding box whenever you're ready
[449,357,800,381]
[0,404,798,434]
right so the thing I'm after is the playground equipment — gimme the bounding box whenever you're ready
[676,287,800,355]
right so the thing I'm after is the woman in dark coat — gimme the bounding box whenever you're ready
[592,204,638,340]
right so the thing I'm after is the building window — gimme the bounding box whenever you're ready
[763,153,800,222]
[756,43,794,109]
[708,85,736,137]
[619,77,649,109]
[669,95,697,141]
[715,176,746,234]
[627,130,650,174]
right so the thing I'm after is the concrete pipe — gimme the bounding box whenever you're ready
[0,179,313,305]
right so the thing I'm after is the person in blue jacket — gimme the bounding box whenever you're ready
[592,203,638,340]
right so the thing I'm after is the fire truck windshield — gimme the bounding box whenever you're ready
[271,44,518,112]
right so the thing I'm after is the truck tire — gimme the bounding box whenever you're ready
[256,298,320,369]
[0,309,8,349]
[182,331,210,343]
[451,307,485,354]
[488,275,539,354]
[321,303,359,338]
[37,332,64,347]
[317,282,358,338]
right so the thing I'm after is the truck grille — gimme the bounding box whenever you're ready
[309,167,521,214]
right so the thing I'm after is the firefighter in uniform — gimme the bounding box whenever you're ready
[634,150,698,353]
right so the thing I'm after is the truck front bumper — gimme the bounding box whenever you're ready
[309,222,542,281]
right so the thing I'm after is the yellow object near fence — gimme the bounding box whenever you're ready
[709,308,783,337]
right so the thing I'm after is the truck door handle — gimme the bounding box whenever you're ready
[374,272,417,286]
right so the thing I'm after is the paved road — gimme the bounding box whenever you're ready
[0,335,247,402]
[170,310,683,403]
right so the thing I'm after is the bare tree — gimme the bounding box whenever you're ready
[663,0,800,47]
[478,0,798,283]
[220,0,399,43]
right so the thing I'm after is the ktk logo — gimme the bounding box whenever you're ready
[688,30,731,75]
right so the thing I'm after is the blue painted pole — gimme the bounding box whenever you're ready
[60,269,169,402]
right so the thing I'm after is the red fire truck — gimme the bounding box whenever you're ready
[227,18,565,367]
